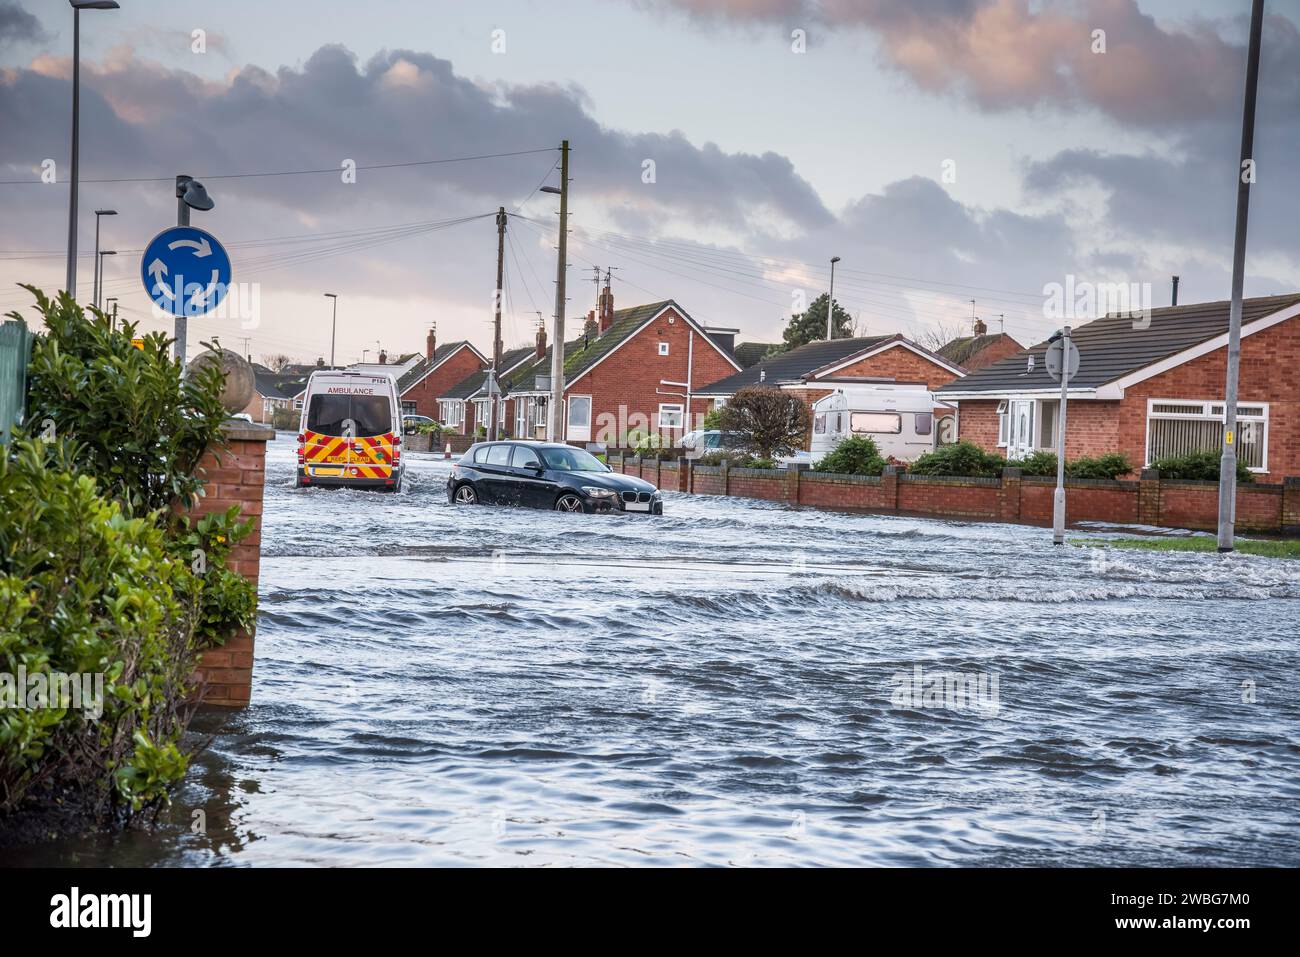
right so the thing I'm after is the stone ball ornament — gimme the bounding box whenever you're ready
[188,347,255,414]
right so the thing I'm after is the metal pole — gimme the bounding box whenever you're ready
[93,211,101,309]
[1217,0,1265,553]
[330,297,337,367]
[826,257,837,340]
[548,140,570,443]
[65,8,81,297]
[174,175,190,366]
[1053,326,1072,545]
[490,206,506,440]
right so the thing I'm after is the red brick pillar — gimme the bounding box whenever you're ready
[1283,477,1300,535]
[882,464,902,511]
[999,467,1022,522]
[190,420,273,708]
[1139,468,1161,527]
[784,464,801,504]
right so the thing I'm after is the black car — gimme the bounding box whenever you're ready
[447,441,663,514]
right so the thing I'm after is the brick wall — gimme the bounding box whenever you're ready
[961,334,1025,371]
[568,305,739,444]
[401,346,485,420]
[957,398,1123,461]
[188,421,273,708]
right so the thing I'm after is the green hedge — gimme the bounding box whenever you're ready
[813,435,886,476]
[1152,449,1253,483]
[2,289,255,824]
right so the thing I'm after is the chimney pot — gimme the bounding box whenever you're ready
[427,327,437,360]
[379,350,387,365]
[973,318,987,337]
[599,284,614,334]
[535,324,548,360]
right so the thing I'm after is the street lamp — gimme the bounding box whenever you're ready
[324,293,338,367]
[826,256,841,340]
[66,0,121,299]
[95,249,115,309]
[92,208,116,308]
[172,173,214,367]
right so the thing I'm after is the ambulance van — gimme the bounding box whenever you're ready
[296,370,405,491]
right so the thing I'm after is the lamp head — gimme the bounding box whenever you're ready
[176,175,214,211]
[71,1,121,9]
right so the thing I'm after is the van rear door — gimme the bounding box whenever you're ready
[304,380,396,481]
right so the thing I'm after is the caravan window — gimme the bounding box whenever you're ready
[915,412,932,436]
[850,412,902,434]
[814,413,826,435]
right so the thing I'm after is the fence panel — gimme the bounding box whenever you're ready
[0,318,32,443]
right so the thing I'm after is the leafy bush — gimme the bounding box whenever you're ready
[270,406,298,431]
[19,286,227,516]
[813,435,886,476]
[415,421,442,436]
[1011,450,1058,476]
[716,385,810,460]
[908,441,1007,477]
[695,450,774,468]
[1152,449,1253,483]
[1,289,256,826]
[1067,452,1132,480]
[0,440,195,817]
[701,406,723,431]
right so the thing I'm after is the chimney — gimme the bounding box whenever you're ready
[378,350,387,365]
[973,318,987,337]
[598,284,614,334]
[535,323,547,360]
[1171,275,1180,306]
[316,356,325,368]
[426,327,437,360]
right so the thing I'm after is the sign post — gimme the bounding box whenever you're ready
[1045,327,1080,545]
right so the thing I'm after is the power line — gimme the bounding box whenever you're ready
[0,147,559,186]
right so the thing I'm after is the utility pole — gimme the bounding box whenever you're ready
[1052,326,1073,546]
[1217,0,1265,553]
[324,293,338,367]
[542,140,569,443]
[826,256,840,340]
[489,206,506,440]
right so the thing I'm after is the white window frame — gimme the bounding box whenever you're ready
[658,402,684,429]
[1145,398,1269,473]
[658,342,670,356]
[531,397,548,428]
[996,400,1008,447]
[567,394,592,441]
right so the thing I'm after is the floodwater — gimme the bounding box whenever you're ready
[10,435,1300,866]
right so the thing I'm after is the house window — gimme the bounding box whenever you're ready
[658,342,670,356]
[1038,400,1059,449]
[531,397,548,428]
[1146,399,1268,472]
[850,411,902,434]
[401,400,417,414]
[567,395,592,431]
[996,400,1009,447]
[658,403,684,429]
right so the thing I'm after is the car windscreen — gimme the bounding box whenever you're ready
[307,392,393,438]
[540,447,608,472]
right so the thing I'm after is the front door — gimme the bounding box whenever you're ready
[1007,399,1035,459]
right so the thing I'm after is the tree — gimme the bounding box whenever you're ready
[783,293,852,349]
[262,353,293,372]
[717,385,811,460]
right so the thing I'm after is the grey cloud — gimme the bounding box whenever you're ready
[0,0,44,47]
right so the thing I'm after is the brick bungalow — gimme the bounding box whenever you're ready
[935,293,1300,480]
[439,344,536,437]
[241,367,307,425]
[396,328,486,420]
[557,287,741,446]
[695,333,967,445]
[936,320,1024,371]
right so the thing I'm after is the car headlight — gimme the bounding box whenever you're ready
[652,490,662,499]
[582,486,616,498]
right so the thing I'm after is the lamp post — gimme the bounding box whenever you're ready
[92,208,116,308]
[95,249,115,310]
[826,256,841,340]
[173,174,214,366]
[65,1,121,298]
[324,293,338,367]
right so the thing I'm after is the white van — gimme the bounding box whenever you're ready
[296,370,404,491]
[810,384,952,462]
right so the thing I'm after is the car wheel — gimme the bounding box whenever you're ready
[453,483,479,505]
[554,493,585,513]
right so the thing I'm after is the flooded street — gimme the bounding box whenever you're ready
[16,434,1300,866]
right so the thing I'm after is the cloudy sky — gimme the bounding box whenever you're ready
[1,0,1298,364]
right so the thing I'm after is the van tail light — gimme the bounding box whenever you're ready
[296,433,305,465]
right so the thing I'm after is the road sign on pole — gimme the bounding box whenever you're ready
[140,225,232,318]
[1046,328,1079,545]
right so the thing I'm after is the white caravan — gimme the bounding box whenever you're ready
[810,384,953,462]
